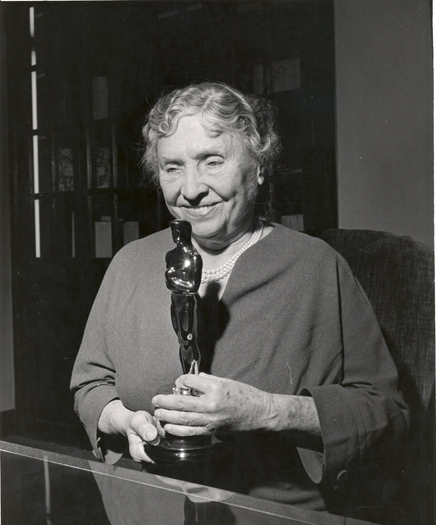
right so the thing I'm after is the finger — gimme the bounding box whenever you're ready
[130,412,160,442]
[145,433,161,446]
[155,418,166,437]
[128,433,156,463]
[152,394,201,412]
[175,373,217,392]
[164,424,210,437]
[154,409,207,427]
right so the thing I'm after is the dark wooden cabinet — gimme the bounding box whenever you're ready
[4,1,336,448]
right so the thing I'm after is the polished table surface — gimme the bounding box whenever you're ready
[1,439,374,525]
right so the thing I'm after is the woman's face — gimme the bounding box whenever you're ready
[157,113,262,250]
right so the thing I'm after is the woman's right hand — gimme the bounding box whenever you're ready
[124,410,163,462]
[98,399,163,463]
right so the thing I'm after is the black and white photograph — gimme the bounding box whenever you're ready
[0,1,433,524]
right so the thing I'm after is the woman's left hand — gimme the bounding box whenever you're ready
[151,373,274,436]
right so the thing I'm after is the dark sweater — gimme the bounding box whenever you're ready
[71,223,409,511]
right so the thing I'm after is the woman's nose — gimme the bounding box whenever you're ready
[180,167,208,201]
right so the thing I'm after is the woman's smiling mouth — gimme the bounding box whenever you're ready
[182,204,219,216]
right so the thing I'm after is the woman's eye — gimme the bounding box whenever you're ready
[165,166,180,174]
[206,159,223,168]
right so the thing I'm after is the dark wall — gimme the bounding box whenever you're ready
[335,0,433,247]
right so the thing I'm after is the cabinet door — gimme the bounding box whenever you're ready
[5,4,164,448]
[6,5,94,447]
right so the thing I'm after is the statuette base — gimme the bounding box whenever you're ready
[144,434,227,463]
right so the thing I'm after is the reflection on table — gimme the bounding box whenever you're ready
[1,440,374,525]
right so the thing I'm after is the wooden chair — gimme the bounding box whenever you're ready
[319,229,434,525]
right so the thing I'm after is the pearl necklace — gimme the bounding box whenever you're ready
[201,220,264,285]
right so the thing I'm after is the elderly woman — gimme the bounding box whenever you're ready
[71,82,408,514]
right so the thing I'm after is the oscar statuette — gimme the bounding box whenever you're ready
[144,220,227,463]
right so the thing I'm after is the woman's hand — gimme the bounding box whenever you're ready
[152,373,274,436]
[152,374,322,450]
[98,400,164,462]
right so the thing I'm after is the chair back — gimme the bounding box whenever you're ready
[319,229,434,525]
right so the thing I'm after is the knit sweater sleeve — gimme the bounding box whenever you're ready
[297,256,409,488]
[70,254,127,464]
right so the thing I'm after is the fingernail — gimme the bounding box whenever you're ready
[155,410,161,418]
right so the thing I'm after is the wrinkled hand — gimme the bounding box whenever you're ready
[123,410,164,462]
[98,400,164,463]
[152,373,273,437]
